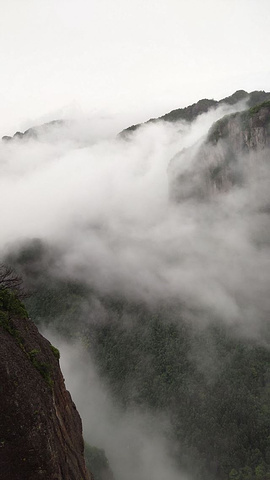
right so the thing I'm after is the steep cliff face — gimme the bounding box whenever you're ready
[169,101,270,200]
[208,101,270,148]
[0,289,92,480]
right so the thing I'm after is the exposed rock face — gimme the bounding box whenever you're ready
[0,312,92,480]
[169,101,270,201]
[207,101,270,151]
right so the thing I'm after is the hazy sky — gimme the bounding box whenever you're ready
[1,0,270,134]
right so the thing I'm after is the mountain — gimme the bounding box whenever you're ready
[0,275,92,480]
[120,90,270,136]
[1,90,270,480]
[2,120,65,142]
[6,238,270,480]
[169,100,270,201]
[3,90,270,145]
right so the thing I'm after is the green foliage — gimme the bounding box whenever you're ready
[28,352,53,386]
[28,348,53,386]
[24,277,91,337]
[29,349,40,358]
[0,288,28,320]
[230,469,241,480]
[248,100,270,116]
[84,442,111,480]
[6,241,270,480]
[207,114,231,144]
[50,345,60,360]
[207,98,270,148]
[0,288,28,345]
[31,357,53,386]
[0,275,54,387]
[90,307,270,480]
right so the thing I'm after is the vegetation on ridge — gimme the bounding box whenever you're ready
[0,265,55,387]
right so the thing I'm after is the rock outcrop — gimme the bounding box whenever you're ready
[0,291,92,480]
[207,100,270,151]
[169,100,270,201]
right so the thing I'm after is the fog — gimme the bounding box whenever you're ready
[1,99,269,330]
[43,335,186,480]
[2,0,270,138]
[1,99,270,478]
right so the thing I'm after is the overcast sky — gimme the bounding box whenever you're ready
[1,0,270,135]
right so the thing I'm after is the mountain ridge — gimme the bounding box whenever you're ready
[120,90,270,136]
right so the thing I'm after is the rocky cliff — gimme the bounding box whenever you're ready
[0,286,92,480]
[207,100,270,151]
[169,100,270,201]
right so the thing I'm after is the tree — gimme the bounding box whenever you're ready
[0,264,27,299]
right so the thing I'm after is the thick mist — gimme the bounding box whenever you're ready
[1,99,269,332]
[44,334,186,480]
[1,101,270,479]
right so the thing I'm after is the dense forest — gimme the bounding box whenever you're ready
[6,239,270,480]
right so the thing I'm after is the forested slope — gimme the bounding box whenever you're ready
[7,240,270,480]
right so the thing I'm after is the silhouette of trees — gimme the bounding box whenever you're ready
[0,264,27,299]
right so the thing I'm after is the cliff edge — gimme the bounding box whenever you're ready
[0,286,92,480]
[169,100,270,200]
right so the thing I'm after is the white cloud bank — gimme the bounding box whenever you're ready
[2,99,269,479]
[1,100,270,335]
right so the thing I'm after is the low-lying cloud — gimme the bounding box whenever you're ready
[47,335,187,480]
[1,99,269,334]
[2,100,270,479]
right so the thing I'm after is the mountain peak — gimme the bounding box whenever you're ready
[120,90,270,137]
